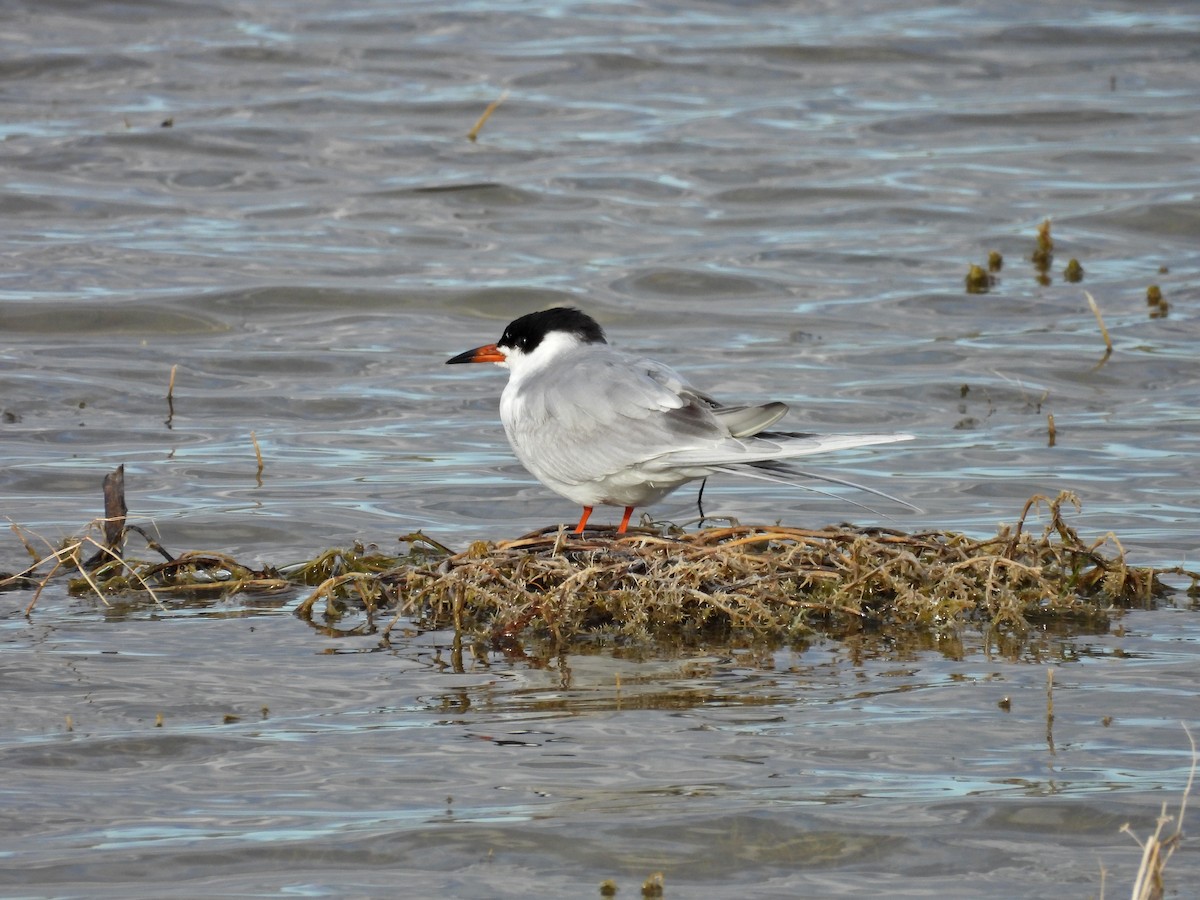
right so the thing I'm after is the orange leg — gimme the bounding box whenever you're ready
[617,506,635,534]
[574,506,593,533]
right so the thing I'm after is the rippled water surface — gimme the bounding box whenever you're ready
[3,1,1199,896]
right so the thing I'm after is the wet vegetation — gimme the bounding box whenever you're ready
[964,262,992,294]
[1147,283,1169,318]
[1031,217,1055,285]
[963,220,1173,333]
[5,474,1196,654]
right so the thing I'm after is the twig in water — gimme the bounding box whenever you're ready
[467,90,509,142]
[126,524,176,563]
[165,365,176,428]
[251,432,264,483]
[1046,667,1055,754]
[1085,291,1113,367]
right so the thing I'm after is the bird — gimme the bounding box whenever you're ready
[446,307,912,534]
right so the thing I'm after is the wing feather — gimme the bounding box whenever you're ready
[655,432,912,469]
[502,348,728,487]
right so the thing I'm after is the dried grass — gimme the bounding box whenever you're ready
[294,492,1193,647]
[5,492,1197,649]
[1105,725,1196,900]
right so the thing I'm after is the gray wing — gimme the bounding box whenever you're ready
[505,349,732,486]
[504,346,908,489]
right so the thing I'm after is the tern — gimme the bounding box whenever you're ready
[446,307,912,533]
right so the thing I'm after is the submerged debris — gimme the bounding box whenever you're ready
[1032,217,1054,283]
[1034,218,1054,256]
[964,263,992,294]
[1147,283,1169,318]
[961,247,1005,293]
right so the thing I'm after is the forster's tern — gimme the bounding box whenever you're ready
[447,307,912,533]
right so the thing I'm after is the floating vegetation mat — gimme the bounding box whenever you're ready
[5,491,1197,648]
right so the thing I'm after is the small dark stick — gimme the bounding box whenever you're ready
[126,524,176,563]
[165,364,176,429]
[251,431,264,486]
[696,477,707,521]
[1045,668,1056,755]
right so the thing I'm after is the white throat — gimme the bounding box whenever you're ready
[502,330,589,384]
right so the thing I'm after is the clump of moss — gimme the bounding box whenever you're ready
[1032,218,1054,266]
[1063,258,1084,282]
[965,263,992,294]
[987,250,1004,272]
[1030,218,1054,286]
[1147,284,1169,318]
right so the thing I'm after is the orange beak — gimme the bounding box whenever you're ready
[446,343,505,365]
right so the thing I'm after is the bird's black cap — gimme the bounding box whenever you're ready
[498,307,607,354]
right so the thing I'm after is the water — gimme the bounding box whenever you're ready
[2,1,1199,896]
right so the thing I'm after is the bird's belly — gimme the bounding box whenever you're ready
[540,471,684,509]
[520,449,707,509]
